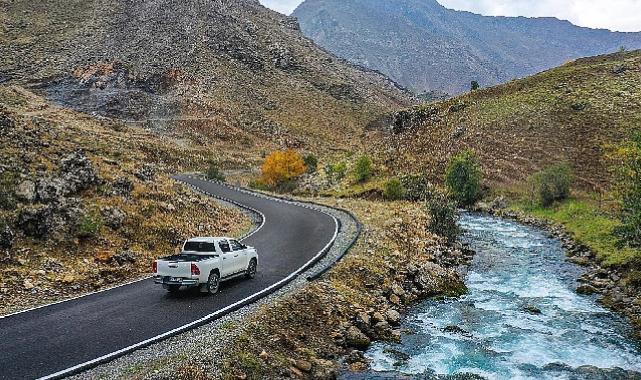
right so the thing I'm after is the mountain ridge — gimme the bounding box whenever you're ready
[293,0,641,94]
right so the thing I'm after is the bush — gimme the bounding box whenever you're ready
[471,81,480,91]
[426,192,460,244]
[445,150,483,206]
[401,175,436,201]
[353,155,373,183]
[529,163,573,207]
[614,133,641,247]
[206,161,225,181]
[303,154,318,174]
[77,210,103,238]
[326,162,347,182]
[259,150,307,191]
[384,178,406,201]
[0,172,17,210]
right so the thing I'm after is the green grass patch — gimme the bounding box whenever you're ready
[511,198,640,266]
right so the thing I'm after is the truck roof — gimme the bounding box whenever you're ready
[185,237,232,243]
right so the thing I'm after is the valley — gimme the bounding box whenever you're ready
[1,0,640,379]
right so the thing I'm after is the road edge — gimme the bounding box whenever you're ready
[36,176,359,380]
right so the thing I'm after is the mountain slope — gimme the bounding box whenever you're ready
[0,0,411,153]
[293,0,641,95]
[381,50,641,190]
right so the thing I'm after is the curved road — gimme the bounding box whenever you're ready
[0,176,338,380]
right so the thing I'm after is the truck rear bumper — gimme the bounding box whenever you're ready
[154,276,199,287]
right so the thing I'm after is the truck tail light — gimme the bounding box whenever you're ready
[152,261,157,273]
[191,263,201,276]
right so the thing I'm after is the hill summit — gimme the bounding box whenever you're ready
[0,0,411,152]
[293,0,641,94]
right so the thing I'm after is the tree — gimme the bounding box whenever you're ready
[384,178,406,200]
[303,154,319,174]
[471,81,480,91]
[353,155,373,183]
[529,163,573,207]
[614,133,641,247]
[206,160,225,181]
[260,150,307,190]
[426,191,460,244]
[445,150,483,206]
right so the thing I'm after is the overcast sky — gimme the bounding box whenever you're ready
[259,0,641,32]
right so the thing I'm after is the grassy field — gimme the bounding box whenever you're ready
[511,197,640,266]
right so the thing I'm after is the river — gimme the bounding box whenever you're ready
[344,213,641,379]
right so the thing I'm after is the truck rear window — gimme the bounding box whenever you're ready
[183,242,216,252]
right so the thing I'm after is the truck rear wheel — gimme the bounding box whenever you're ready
[207,271,220,294]
[245,259,257,279]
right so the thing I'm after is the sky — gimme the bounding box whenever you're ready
[258,0,641,32]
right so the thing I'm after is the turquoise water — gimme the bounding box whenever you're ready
[347,213,641,379]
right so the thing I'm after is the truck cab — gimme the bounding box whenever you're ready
[153,237,258,294]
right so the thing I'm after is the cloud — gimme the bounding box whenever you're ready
[437,0,641,32]
[259,0,302,15]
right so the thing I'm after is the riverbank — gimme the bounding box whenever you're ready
[476,199,641,340]
[348,212,641,379]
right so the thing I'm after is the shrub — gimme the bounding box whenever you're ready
[529,163,573,207]
[0,172,17,210]
[384,178,406,201]
[206,160,225,181]
[303,154,318,174]
[471,81,480,91]
[401,175,435,201]
[326,162,347,182]
[259,149,307,191]
[353,155,373,183]
[614,133,641,247]
[77,210,103,238]
[426,192,460,244]
[445,150,483,206]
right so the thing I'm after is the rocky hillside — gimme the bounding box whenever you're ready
[0,85,252,314]
[293,0,641,95]
[381,50,641,191]
[0,0,411,154]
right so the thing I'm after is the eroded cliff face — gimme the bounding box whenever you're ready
[0,0,412,152]
[294,0,641,95]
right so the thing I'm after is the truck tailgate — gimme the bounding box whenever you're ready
[157,260,193,278]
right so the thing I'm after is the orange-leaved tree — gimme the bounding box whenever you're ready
[260,150,307,189]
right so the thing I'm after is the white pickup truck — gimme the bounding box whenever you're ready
[153,237,258,294]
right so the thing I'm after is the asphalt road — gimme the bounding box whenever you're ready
[0,176,337,380]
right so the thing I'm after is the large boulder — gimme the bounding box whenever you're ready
[345,325,371,350]
[15,180,37,203]
[60,151,99,193]
[101,206,127,229]
[36,177,67,203]
[17,206,52,238]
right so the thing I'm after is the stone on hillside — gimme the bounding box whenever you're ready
[355,311,371,330]
[112,177,134,197]
[113,250,137,266]
[345,325,371,350]
[385,309,401,326]
[101,206,127,229]
[60,151,99,193]
[294,359,312,372]
[135,164,156,182]
[17,206,52,238]
[15,180,36,203]
[36,178,67,203]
